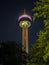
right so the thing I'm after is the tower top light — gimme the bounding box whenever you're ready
[18,10,32,28]
[18,14,32,21]
[18,10,32,22]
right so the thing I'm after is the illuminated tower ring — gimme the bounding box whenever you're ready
[18,14,32,53]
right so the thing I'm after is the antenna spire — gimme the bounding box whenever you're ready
[24,9,26,14]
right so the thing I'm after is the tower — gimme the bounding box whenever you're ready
[18,12,32,53]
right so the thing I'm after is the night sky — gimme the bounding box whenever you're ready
[0,0,44,46]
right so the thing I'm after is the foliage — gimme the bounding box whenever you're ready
[0,41,28,65]
[28,29,49,65]
[0,41,22,65]
[28,0,49,65]
[33,0,49,21]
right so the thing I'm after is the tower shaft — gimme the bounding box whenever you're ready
[22,27,28,53]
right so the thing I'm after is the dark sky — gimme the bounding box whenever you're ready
[0,0,44,46]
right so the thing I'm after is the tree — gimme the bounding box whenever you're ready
[28,0,49,65]
[0,41,22,65]
[0,41,28,65]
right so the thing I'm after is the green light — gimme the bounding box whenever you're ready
[19,20,31,27]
